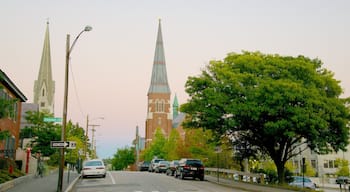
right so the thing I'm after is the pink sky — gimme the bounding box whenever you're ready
[1,0,349,158]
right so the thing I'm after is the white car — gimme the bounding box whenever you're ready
[81,159,106,178]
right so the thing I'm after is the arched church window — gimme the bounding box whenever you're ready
[42,89,45,96]
[155,99,165,112]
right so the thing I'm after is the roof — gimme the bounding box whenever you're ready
[172,112,186,128]
[0,69,27,102]
[148,19,171,94]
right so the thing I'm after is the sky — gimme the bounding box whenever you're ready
[1,0,349,159]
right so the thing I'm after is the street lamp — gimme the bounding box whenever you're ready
[57,25,92,192]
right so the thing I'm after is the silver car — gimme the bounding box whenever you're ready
[81,159,106,178]
[288,176,316,189]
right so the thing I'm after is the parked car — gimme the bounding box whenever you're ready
[138,161,150,171]
[155,160,169,173]
[166,160,179,176]
[288,176,316,189]
[336,176,350,184]
[149,158,164,172]
[174,158,204,181]
[81,159,106,178]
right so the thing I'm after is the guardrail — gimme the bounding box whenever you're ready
[205,168,265,184]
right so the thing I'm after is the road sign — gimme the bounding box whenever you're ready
[51,141,69,148]
[44,117,62,122]
[67,141,76,149]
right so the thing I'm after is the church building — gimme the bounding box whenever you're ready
[33,22,55,114]
[145,20,173,148]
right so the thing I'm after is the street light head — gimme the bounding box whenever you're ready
[84,25,93,32]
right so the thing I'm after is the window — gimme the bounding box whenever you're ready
[324,159,337,168]
[155,99,165,112]
[324,160,329,168]
[311,160,316,169]
[41,102,45,107]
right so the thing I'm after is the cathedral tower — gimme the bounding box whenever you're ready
[34,22,55,114]
[145,20,172,147]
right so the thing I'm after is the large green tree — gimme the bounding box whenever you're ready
[112,146,135,170]
[182,51,350,183]
[0,83,16,140]
[20,111,61,156]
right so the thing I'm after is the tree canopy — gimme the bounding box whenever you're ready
[181,51,350,183]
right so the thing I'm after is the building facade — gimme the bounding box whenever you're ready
[33,22,55,114]
[0,69,27,159]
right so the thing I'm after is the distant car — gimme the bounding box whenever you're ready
[174,158,204,181]
[138,161,150,171]
[155,160,169,173]
[288,176,316,189]
[149,158,164,172]
[81,159,106,178]
[336,176,350,184]
[166,160,179,176]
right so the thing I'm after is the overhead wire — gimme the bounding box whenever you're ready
[69,58,86,120]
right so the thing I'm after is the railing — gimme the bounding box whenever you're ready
[205,168,265,184]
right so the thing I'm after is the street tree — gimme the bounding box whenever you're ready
[0,84,15,140]
[141,128,167,161]
[181,51,350,183]
[20,111,60,156]
[112,146,135,170]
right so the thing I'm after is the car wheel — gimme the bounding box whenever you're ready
[180,172,185,180]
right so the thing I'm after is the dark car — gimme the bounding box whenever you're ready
[174,158,204,181]
[336,176,350,184]
[166,160,179,176]
[138,161,150,171]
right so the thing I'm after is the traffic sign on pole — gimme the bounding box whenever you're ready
[51,141,69,148]
[67,141,76,149]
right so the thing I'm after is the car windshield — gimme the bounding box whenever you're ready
[187,160,202,166]
[293,177,311,183]
[85,161,103,166]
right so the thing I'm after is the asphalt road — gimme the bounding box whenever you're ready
[73,171,248,192]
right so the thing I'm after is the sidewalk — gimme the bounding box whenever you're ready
[0,170,80,192]
[205,175,341,192]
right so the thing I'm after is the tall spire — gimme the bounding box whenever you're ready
[173,94,179,119]
[148,19,171,94]
[34,21,55,114]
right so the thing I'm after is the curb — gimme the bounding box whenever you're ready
[0,174,34,192]
[64,174,81,192]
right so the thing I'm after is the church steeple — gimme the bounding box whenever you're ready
[148,19,171,94]
[173,94,179,119]
[145,20,172,148]
[34,21,55,114]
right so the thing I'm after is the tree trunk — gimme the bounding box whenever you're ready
[276,160,286,184]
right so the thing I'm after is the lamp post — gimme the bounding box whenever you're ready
[57,25,92,192]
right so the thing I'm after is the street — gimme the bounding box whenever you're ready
[73,171,247,192]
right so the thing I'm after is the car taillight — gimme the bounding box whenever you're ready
[82,168,91,170]
[96,167,105,169]
[184,165,190,169]
[199,166,204,170]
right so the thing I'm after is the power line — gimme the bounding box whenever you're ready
[69,59,86,119]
